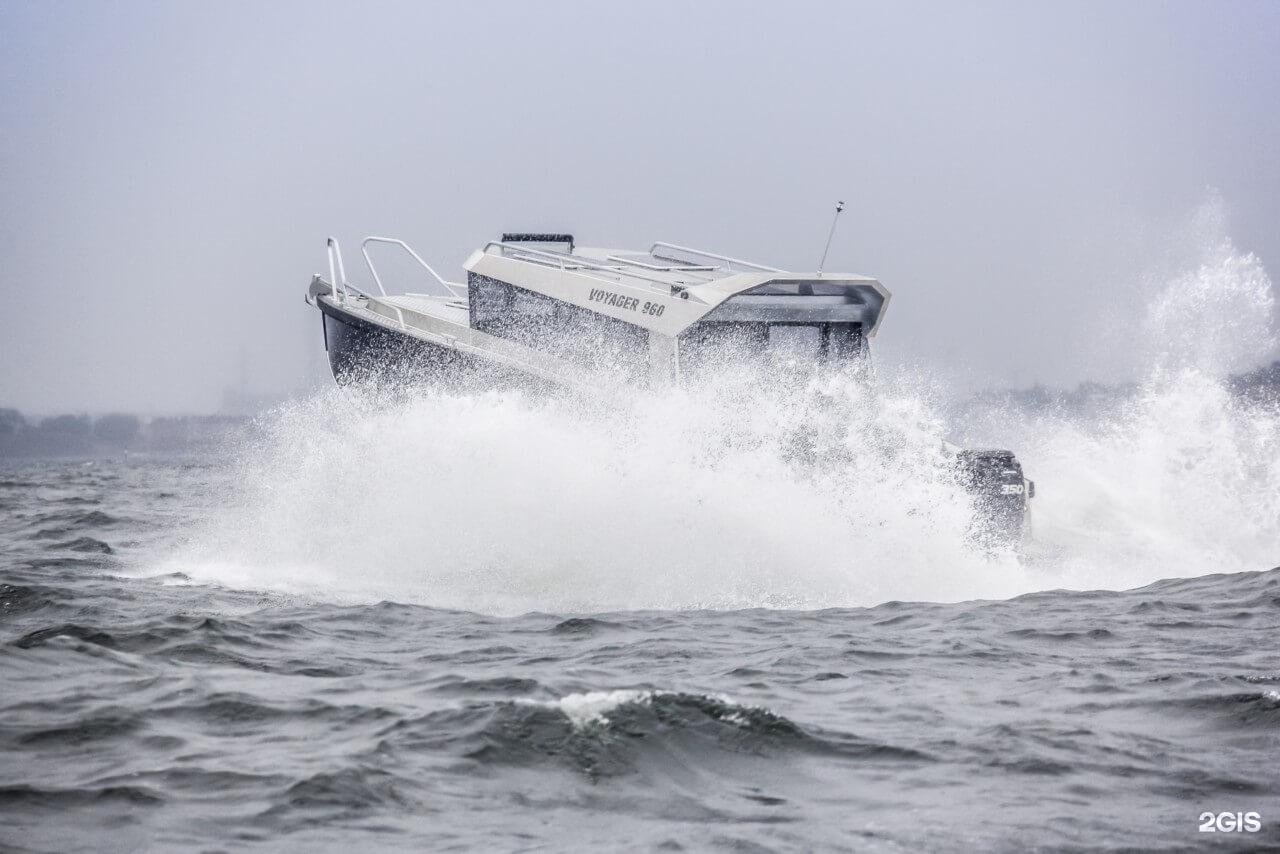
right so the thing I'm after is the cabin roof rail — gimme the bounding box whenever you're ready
[649,242,783,274]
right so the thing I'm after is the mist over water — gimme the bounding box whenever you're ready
[162,200,1279,614]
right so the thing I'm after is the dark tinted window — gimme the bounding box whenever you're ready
[469,274,648,376]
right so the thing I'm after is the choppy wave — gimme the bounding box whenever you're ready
[2,550,1278,850]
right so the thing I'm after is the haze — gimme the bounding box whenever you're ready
[2,1,1278,414]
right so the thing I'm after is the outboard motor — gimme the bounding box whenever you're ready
[956,449,1034,542]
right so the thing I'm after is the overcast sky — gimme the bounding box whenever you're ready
[2,1,1278,414]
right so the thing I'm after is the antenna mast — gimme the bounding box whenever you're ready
[816,200,845,278]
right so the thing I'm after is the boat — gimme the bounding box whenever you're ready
[306,232,1034,538]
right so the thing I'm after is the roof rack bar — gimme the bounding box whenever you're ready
[484,241,620,271]
[501,232,575,252]
[649,241,782,273]
[483,241,691,292]
[604,254,718,273]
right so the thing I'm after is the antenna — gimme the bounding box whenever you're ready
[816,200,845,278]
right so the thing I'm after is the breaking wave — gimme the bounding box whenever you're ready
[376,688,920,782]
[162,197,1279,613]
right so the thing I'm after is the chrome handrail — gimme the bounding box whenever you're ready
[326,237,349,304]
[361,236,467,300]
[649,241,781,273]
[320,237,404,329]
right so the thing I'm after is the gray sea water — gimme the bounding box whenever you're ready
[1,449,1278,852]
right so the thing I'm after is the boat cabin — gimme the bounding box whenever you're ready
[462,234,891,382]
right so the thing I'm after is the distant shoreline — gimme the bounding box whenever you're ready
[0,411,253,458]
[4,360,1276,459]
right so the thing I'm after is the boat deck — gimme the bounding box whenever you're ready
[381,293,469,326]
[312,285,597,391]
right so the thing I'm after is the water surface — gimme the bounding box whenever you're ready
[2,457,1277,851]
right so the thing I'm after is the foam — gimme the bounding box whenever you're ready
[518,690,665,727]
[517,690,748,728]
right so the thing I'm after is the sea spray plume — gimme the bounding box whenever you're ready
[995,375,1280,583]
[1140,197,1275,380]
[161,195,1279,611]
[171,359,1026,614]
[963,196,1280,587]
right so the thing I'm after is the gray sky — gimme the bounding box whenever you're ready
[2,1,1278,414]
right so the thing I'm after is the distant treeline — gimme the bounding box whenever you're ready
[0,409,250,457]
[970,360,1280,412]
[4,360,1277,456]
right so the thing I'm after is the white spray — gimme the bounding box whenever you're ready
[166,197,1279,614]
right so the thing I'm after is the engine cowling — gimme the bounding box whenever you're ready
[956,448,1034,542]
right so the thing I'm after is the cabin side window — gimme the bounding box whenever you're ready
[678,321,865,377]
[468,273,648,375]
[827,323,866,359]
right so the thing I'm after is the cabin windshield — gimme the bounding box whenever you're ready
[767,324,823,360]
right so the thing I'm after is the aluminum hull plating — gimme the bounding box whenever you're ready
[318,298,476,386]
